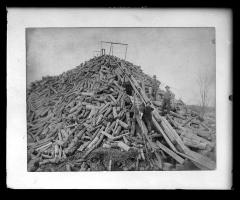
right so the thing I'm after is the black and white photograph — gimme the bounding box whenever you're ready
[26,27,216,172]
[7,9,232,189]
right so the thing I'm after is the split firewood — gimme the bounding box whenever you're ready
[200,122,211,131]
[130,119,136,136]
[113,126,122,136]
[193,129,212,140]
[112,132,130,140]
[39,157,60,166]
[182,137,207,150]
[35,142,52,152]
[166,114,181,129]
[101,131,114,140]
[126,112,131,128]
[65,128,86,155]
[180,129,214,148]
[80,92,94,96]
[117,119,129,129]
[169,111,186,120]
[182,116,196,127]
[112,107,118,118]
[42,153,53,159]
[163,162,173,171]
[117,141,130,151]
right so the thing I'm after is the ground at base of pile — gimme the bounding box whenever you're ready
[32,147,142,171]
[29,145,216,171]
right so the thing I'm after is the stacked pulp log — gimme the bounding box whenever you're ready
[27,55,216,172]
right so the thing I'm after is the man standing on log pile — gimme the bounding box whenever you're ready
[162,85,174,115]
[152,75,160,101]
[122,70,133,96]
[142,101,154,133]
[123,93,133,110]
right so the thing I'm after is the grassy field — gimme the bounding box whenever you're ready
[187,105,215,114]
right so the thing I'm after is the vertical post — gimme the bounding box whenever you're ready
[100,41,102,56]
[109,43,112,55]
[124,45,128,60]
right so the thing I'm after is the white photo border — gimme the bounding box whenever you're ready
[7,8,232,189]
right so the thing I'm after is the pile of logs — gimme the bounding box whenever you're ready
[27,55,216,172]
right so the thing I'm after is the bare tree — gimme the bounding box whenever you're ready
[197,71,212,117]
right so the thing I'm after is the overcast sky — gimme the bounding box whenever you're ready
[26,27,215,106]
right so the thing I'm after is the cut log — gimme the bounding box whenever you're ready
[176,149,216,170]
[112,107,118,118]
[117,141,130,151]
[182,116,196,127]
[166,114,181,129]
[81,92,94,96]
[170,111,186,120]
[130,119,136,136]
[151,117,177,152]
[156,141,185,164]
[152,101,162,107]
[182,137,207,150]
[193,130,212,140]
[180,128,214,147]
[117,119,129,129]
[126,112,131,128]
[154,152,163,170]
[161,117,189,153]
[101,131,114,140]
[113,126,122,136]
[200,122,211,131]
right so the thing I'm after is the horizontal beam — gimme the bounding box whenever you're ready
[101,41,128,46]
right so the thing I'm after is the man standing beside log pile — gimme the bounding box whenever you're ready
[122,69,134,97]
[142,101,154,133]
[152,75,161,101]
[162,85,174,115]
